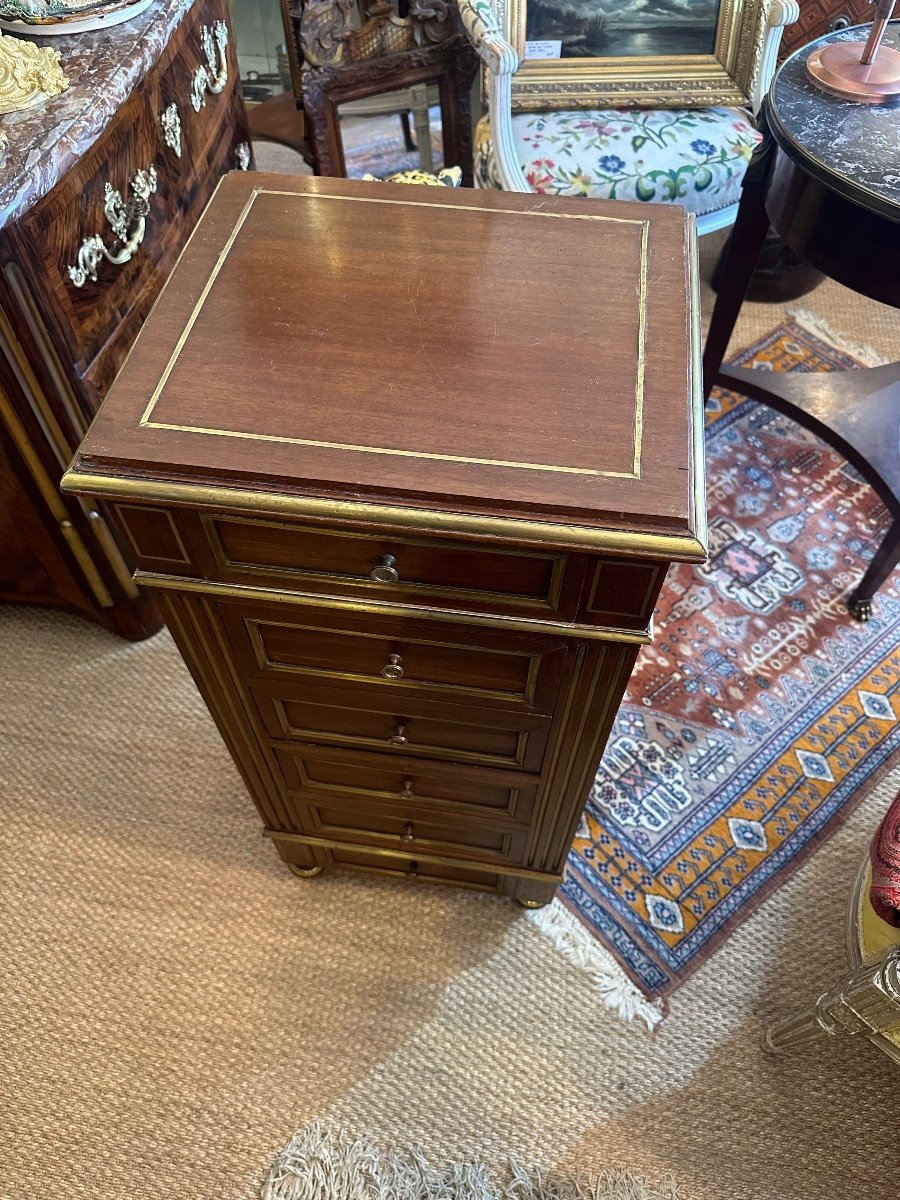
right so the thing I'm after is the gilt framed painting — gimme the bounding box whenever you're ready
[503,0,767,108]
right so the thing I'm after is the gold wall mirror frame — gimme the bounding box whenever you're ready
[502,0,769,109]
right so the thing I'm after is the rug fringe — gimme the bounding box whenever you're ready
[262,1123,685,1200]
[524,900,662,1031]
[787,309,887,367]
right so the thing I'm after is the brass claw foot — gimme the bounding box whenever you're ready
[849,596,873,622]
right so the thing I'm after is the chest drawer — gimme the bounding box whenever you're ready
[272,834,508,894]
[188,512,583,621]
[285,797,529,866]
[273,745,540,825]
[252,682,550,771]
[219,599,569,715]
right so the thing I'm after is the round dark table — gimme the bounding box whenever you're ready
[703,22,900,621]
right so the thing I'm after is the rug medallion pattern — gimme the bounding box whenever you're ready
[564,320,900,996]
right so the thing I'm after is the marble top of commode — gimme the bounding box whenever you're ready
[770,22,900,220]
[0,0,194,229]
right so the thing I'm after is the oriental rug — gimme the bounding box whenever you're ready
[344,109,444,180]
[558,317,900,1000]
[263,1124,683,1200]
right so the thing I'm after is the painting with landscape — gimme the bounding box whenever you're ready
[525,0,719,59]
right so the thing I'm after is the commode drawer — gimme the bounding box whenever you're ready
[251,680,551,771]
[219,599,569,715]
[273,745,540,825]
[17,91,165,376]
[153,2,240,172]
[189,511,585,620]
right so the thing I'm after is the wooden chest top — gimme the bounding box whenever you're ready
[66,173,705,560]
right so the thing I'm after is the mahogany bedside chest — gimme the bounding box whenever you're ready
[64,173,707,908]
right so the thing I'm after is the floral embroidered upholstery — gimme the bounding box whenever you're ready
[474,108,761,216]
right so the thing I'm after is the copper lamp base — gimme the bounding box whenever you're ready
[806,41,900,103]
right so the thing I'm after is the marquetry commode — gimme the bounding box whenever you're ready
[0,0,248,640]
[64,173,707,907]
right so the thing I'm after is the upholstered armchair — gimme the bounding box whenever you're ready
[456,0,800,234]
[766,790,900,1061]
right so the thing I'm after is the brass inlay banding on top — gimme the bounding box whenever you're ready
[138,188,649,481]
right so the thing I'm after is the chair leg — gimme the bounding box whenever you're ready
[847,514,900,622]
[410,83,433,172]
[399,111,416,153]
[764,947,900,1053]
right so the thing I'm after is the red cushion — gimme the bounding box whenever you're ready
[871,787,900,926]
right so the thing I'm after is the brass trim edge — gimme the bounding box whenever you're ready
[133,570,654,645]
[61,471,708,563]
[263,827,564,883]
[687,215,710,561]
[0,381,113,607]
[85,510,140,599]
[4,265,88,441]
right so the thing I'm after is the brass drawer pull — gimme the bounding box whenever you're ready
[67,166,158,288]
[399,779,414,800]
[389,723,408,746]
[401,823,415,843]
[405,860,419,881]
[370,553,399,583]
[380,653,404,679]
[191,21,229,112]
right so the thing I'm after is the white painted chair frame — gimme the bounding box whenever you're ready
[456,0,801,235]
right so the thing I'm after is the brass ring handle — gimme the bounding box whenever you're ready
[67,166,158,288]
[389,723,409,746]
[401,823,415,843]
[370,554,399,583]
[399,779,414,800]
[405,860,419,881]
[380,653,404,679]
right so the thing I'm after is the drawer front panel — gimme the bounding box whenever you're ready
[274,746,539,824]
[220,600,568,715]
[255,687,550,771]
[195,512,581,619]
[286,799,529,865]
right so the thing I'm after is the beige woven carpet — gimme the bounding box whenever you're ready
[3,241,900,1200]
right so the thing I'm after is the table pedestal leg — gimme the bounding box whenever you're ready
[703,107,777,399]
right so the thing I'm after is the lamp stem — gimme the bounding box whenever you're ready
[861,0,896,63]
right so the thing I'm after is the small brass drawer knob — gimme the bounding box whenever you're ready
[370,554,399,583]
[380,653,404,679]
[389,723,408,746]
[399,779,414,800]
[401,823,415,842]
